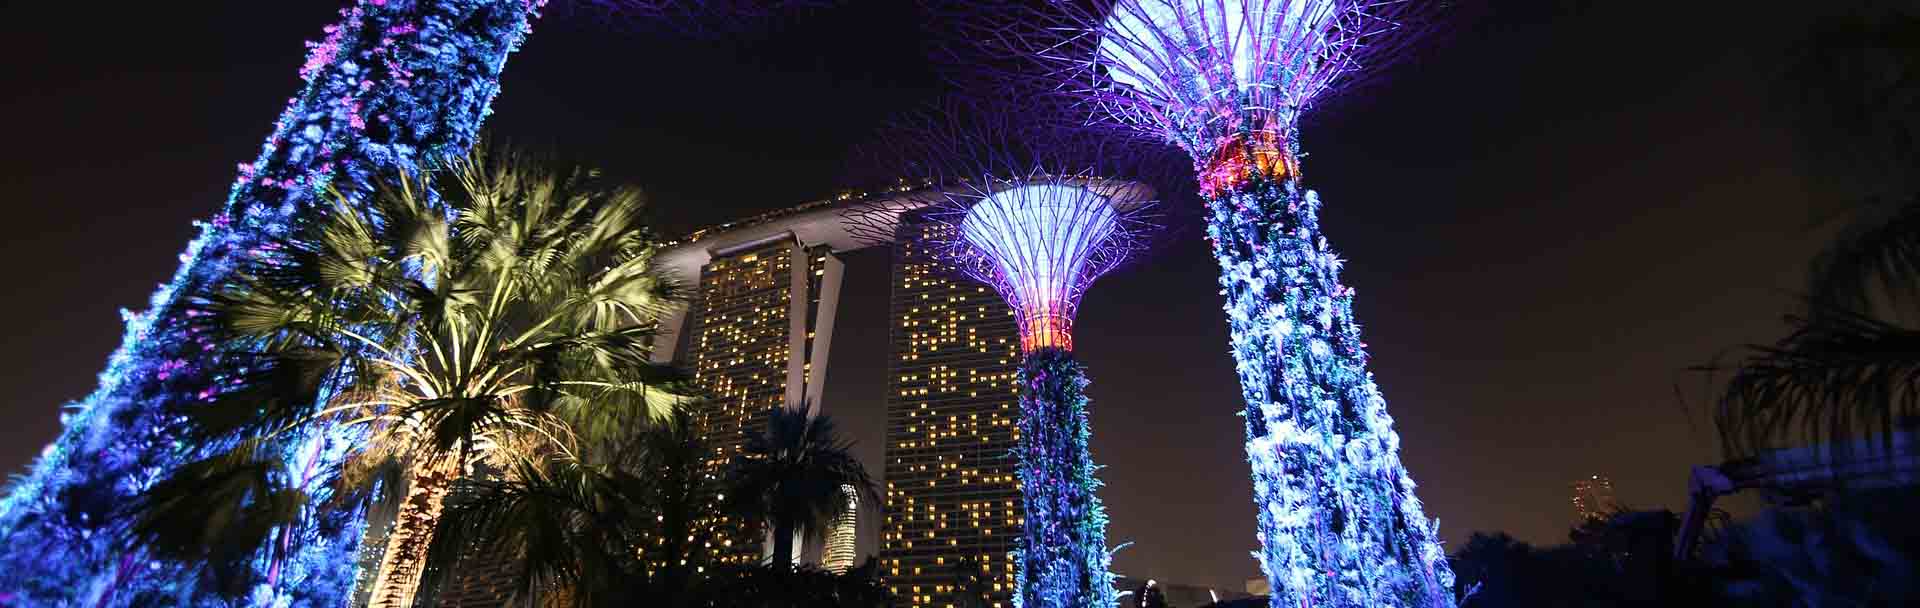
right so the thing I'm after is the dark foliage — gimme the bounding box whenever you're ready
[1706,487,1920,606]
[417,410,720,606]
[1708,309,1920,460]
[681,560,893,608]
[1449,511,1719,607]
[723,405,879,572]
[1699,0,1920,473]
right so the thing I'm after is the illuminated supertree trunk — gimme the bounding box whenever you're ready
[951,1,1458,604]
[957,182,1141,608]
[1206,124,1454,606]
[1013,347,1110,608]
[0,1,543,605]
[853,152,1161,606]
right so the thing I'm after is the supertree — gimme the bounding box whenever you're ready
[847,107,1165,608]
[942,1,1457,605]
[0,2,813,606]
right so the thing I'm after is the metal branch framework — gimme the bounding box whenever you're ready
[945,0,1437,181]
[928,175,1155,351]
[848,172,1157,353]
[843,101,1168,352]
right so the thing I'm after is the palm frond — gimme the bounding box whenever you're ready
[419,458,642,607]
[134,139,701,600]
[725,406,881,547]
[123,440,307,596]
[1714,309,1920,459]
[1808,196,1920,320]
[172,347,348,445]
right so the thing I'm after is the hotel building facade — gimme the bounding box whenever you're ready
[651,195,1029,607]
[877,217,1023,607]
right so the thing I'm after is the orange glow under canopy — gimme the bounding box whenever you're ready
[1199,127,1297,197]
[1020,313,1074,352]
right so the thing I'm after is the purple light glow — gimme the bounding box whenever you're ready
[960,183,1120,351]
[1097,0,1332,111]
[946,179,1154,352]
[966,0,1434,158]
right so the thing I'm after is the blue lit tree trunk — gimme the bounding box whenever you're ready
[1205,124,1456,607]
[0,1,542,605]
[1013,347,1116,608]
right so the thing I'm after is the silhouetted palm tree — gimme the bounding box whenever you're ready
[1716,6,1920,459]
[946,553,993,608]
[724,405,879,571]
[123,144,692,598]
[1792,7,1920,321]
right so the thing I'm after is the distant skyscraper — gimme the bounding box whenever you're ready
[1572,474,1618,521]
[824,484,860,574]
[674,233,845,565]
[879,216,1024,608]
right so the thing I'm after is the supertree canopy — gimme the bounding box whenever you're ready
[0,1,806,605]
[946,1,1458,605]
[954,181,1142,351]
[847,108,1163,607]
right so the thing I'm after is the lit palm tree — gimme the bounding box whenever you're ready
[723,405,878,572]
[124,145,693,599]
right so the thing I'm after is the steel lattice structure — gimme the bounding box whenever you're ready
[941,1,1459,606]
[951,0,1436,191]
[844,102,1166,353]
[906,175,1154,352]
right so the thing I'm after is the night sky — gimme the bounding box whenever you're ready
[1,0,1831,592]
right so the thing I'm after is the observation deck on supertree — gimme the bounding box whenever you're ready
[945,1,1458,605]
[848,122,1162,607]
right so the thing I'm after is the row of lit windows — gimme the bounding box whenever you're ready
[884,235,1021,607]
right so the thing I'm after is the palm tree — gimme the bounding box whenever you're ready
[946,553,993,608]
[123,144,694,600]
[723,405,879,572]
[1792,6,1920,322]
[417,409,724,607]
[1715,6,1920,459]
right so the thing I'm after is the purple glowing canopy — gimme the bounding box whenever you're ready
[840,98,1177,350]
[1096,0,1337,113]
[952,177,1144,350]
[950,0,1436,156]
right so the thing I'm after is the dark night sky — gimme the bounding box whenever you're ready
[1,0,1831,592]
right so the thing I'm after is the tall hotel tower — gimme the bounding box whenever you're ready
[654,205,849,567]
[652,197,1026,604]
[879,216,1023,608]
